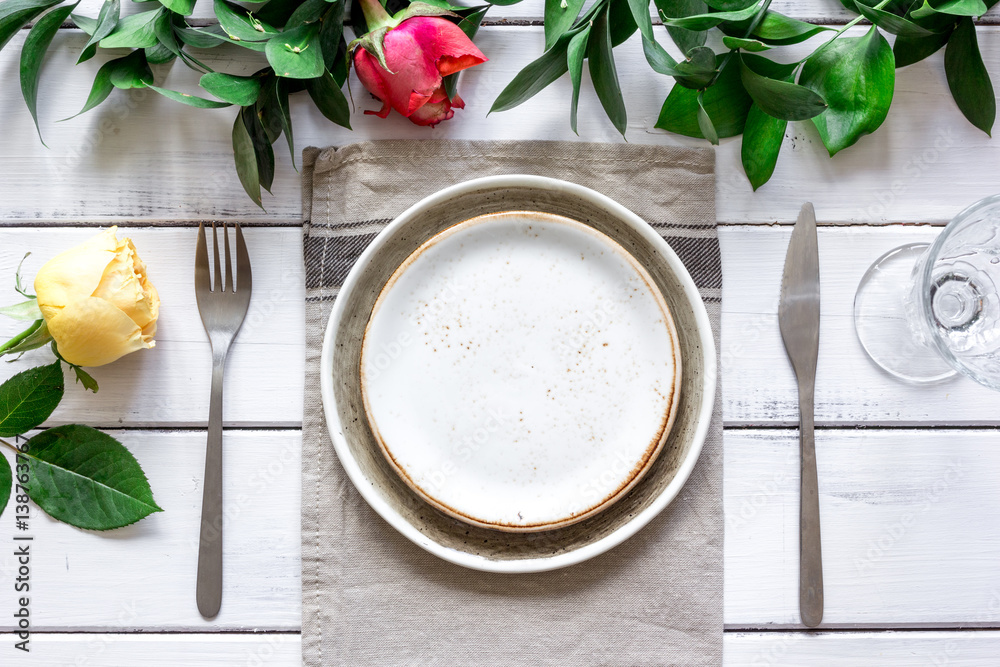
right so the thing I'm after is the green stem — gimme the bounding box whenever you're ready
[358,0,394,31]
[0,320,42,356]
[0,438,21,453]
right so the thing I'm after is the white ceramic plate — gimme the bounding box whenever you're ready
[321,175,716,573]
[360,211,681,532]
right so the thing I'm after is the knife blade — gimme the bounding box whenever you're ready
[778,202,823,628]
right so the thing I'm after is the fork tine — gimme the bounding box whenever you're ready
[211,222,222,293]
[235,224,252,294]
[223,223,234,294]
[195,223,211,291]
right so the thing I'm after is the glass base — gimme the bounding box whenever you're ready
[854,244,957,384]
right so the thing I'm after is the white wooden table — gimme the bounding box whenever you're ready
[2,1,1000,663]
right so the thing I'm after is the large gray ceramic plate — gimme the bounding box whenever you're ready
[320,175,716,573]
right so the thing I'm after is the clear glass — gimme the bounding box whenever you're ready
[854,194,1000,391]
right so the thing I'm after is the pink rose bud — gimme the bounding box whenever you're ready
[353,12,487,127]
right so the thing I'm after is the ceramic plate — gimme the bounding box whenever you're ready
[360,211,682,532]
[321,175,716,573]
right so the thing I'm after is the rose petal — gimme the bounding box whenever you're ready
[47,296,154,367]
[92,237,159,330]
[353,50,393,119]
[34,227,119,320]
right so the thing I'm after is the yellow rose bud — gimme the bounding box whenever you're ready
[34,227,160,367]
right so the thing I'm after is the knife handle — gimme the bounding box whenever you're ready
[798,382,824,627]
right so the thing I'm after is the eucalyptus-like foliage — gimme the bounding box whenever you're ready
[494,0,997,190]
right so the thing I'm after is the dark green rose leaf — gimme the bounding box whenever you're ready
[588,6,627,136]
[626,0,655,42]
[23,424,162,530]
[285,0,330,30]
[20,3,78,145]
[0,362,64,438]
[266,24,323,79]
[944,17,995,135]
[654,0,708,53]
[0,299,42,321]
[232,108,261,207]
[544,0,586,49]
[0,453,11,518]
[608,0,638,46]
[742,102,786,190]
[723,36,771,51]
[491,28,576,113]
[146,84,232,108]
[0,0,64,53]
[305,69,351,128]
[319,0,346,71]
[854,2,936,36]
[100,8,163,48]
[696,92,719,144]
[72,366,99,393]
[567,23,591,134]
[662,1,761,30]
[656,60,752,139]
[78,0,119,64]
[800,26,895,155]
[214,0,279,41]
[158,0,194,16]
[740,55,826,120]
[910,0,987,18]
[200,72,261,106]
[255,0,301,27]
[893,28,952,67]
[242,105,274,193]
[274,78,296,167]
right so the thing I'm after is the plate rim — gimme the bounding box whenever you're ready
[320,174,717,573]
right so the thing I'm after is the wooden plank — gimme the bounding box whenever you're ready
[0,430,302,631]
[720,226,1000,426]
[0,633,301,664]
[725,429,1000,626]
[2,27,1000,224]
[725,631,1000,665]
[0,227,304,428]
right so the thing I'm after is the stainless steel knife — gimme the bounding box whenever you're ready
[778,202,824,628]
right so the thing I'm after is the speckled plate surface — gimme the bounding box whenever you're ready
[321,175,716,573]
[360,211,681,532]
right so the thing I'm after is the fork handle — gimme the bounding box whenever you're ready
[197,349,227,618]
[798,381,824,627]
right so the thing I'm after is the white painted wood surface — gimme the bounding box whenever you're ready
[2,3,1000,663]
[2,26,1000,224]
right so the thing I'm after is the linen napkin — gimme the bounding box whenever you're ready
[301,140,722,666]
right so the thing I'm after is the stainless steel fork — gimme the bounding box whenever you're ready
[194,222,252,619]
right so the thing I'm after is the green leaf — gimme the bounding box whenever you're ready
[13,253,33,299]
[242,105,274,193]
[20,3,78,145]
[158,0,194,15]
[200,72,261,106]
[609,0,639,45]
[662,1,761,29]
[0,0,64,53]
[0,320,52,358]
[0,300,42,321]
[0,454,11,518]
[491,28,575,113]
[72,366,99,393]
[255,0,300,27]
[71,12,96,34]
[741,102,786,190]
[145,40,176,64]
[893,28,952,67]
[655,58,752,138]
[696,92,719,144]
[189,26,269,51]
[704,0,758,8]
[854,1,935,36]
[723,11,833,45]
[266,23,323,78]
[910,0,987,18]
[146,84,232,108]
[643,34,679,74]
[305,69,351,128]
[284,0,329,29]
[78,0,120,64]
[800,26,895,156]
[232,108,262,207]
[176,24,226,48]
[107,50,154,89]
[100,8,163,48]
[723,36,771,51]
[0,362,64,438]
[626,0,655,41]
[544,0,585,50]
[945,17,995,136]
[274,78,296,166]
[672,45,717,89]
[740,55,827,120]
[587,6,627,136]
[214,0,278,41]
[23,424,162,530]
[654,0,707,53]
[319,0,345,70]
[567,22,590,134]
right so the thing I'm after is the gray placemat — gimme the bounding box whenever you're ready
[301,140,721,666]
